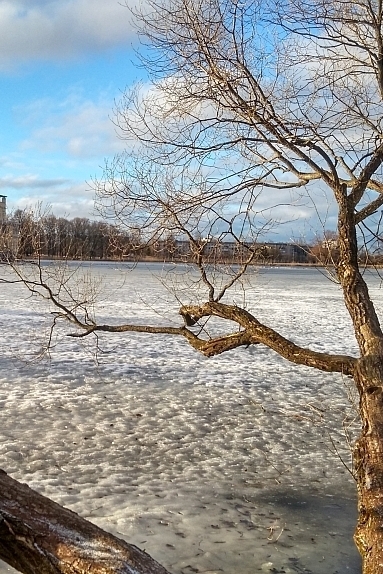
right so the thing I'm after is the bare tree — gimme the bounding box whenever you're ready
[4,0,383,572]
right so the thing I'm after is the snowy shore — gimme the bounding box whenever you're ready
[0,263,369,573]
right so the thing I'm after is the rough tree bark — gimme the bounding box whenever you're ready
[335,184,383,572]
[0,470,170,574]
[353,357,383,573]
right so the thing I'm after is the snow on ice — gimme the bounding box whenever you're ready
[0,262,373,573]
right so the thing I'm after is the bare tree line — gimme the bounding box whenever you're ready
[4,211,131,260]
[5,211,383,265]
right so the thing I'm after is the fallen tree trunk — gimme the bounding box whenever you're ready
[0,469,170,574]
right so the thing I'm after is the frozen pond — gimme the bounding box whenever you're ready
[0,262,378,573]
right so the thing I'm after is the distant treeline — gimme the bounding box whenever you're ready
[4,211,383,265]
[8,211,135,260]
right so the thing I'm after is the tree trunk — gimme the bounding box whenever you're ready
[0,469,170,574]
[353,355,383,573]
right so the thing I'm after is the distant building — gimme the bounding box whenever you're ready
[260,242,309,263]
[169,238,310,263]
[0,195,6,223]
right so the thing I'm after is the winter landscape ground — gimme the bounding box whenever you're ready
[0,262,375,573]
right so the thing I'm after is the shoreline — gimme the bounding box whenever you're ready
[8,256,383,271]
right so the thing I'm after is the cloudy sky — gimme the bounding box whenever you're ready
[0,0,340,241]
[0,0,143,218]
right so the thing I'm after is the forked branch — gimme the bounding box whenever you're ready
[55,296,355,376]
[179,302,357,375]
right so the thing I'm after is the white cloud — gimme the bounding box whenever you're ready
[0,0,138,68]
[0,174,68,188]
[18,92,126,159]
[8,181,97,219]
[2,89,128,221]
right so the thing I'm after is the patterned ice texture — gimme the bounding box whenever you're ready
[0,262,372,573]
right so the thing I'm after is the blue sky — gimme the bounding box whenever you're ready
[0,0,339,242]
[0,0,144,218]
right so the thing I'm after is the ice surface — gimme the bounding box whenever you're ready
[0,263,374,573]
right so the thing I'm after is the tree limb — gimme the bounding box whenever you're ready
[63,301,356,375]
[0,469,170,574]
[179,302,357,375]
[349,143,383,207]
[355,194,383,224]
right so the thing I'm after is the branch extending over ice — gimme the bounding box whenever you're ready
[3,266,356,376]
[179,302,357,375]
[62,300,355,376]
